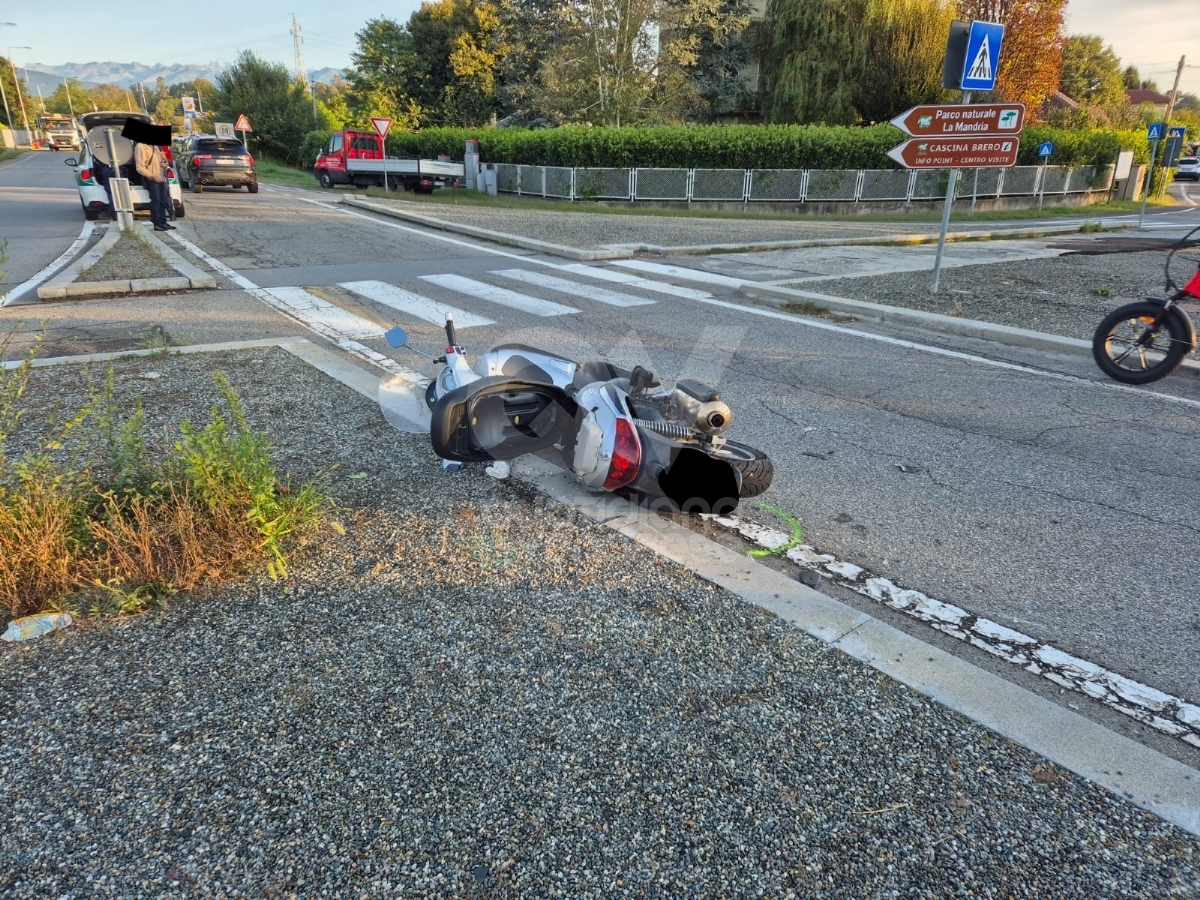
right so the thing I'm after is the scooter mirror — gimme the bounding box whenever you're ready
[384,326,409,348]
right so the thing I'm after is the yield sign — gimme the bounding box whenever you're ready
[234,114,252,132]
[371,117,393,139]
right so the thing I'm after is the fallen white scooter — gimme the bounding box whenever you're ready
[381,315,772,513]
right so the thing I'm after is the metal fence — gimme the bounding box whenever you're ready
[490,163,1113,204]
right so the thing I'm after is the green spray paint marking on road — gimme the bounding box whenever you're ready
[747,503,804,558]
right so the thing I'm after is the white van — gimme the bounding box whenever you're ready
[64,111,185,221]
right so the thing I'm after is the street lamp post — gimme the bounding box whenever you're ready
[8,46,32,146]
[0,23,15,132]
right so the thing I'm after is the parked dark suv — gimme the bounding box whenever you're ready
[177,135,258,193]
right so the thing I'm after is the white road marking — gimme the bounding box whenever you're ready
[558,263,714,299]
[166,232,421,381]
[489,268,655,307]
[710,512,1200,751]
[611,259,751,287]
[420,273,579,317]
[261,287,385,340]
[1,220,97,306]
[340,280,494,328]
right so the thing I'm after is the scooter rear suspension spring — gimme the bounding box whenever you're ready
[633,418,694,440]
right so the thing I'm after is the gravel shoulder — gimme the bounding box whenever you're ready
[790,243,1200,353]
[1,348,1196,898]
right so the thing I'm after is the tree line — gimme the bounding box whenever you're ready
[6,0,1196,166]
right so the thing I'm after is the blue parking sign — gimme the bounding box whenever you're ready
[1038,142,1053,158]
[961,21,1005,91]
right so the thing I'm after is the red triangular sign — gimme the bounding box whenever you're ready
[234,114,252,131]
[371,117,393,139]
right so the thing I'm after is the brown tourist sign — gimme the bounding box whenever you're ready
[886,136,1021,169]
[890,103,1025,137]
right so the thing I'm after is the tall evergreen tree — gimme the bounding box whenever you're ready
[757,0,867,125]
[854,0,957,123]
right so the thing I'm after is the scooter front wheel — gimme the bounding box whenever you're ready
[425,381,439,410]
[1092,301,1193,384]
[708,441,774,498]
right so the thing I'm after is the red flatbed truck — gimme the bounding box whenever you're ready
[314,130,465,193]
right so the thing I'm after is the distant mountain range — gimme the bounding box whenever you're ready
[20,62,344,93]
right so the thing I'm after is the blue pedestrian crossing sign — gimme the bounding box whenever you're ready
[1038,142,1053,158]
[1147,123,1164,141]
[961,20,1005,91]
[1168,126,1186,139]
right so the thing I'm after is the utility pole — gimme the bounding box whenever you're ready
[64,77,75,119]
[291,14,317,120]
[1163,55,1185,128]
[8,49,31,146]
[0,23,13,131]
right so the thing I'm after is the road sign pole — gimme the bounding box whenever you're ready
[1139,138,1158,231]
[382,142,388,192]
[932,90,971,293]
[1038,155,1048,213]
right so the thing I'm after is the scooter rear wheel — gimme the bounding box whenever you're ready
[1092,301,1193,384]
[709,441,774,498]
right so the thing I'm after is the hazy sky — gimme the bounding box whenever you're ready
[6,0,1199,97]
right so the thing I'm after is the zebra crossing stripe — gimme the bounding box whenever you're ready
[558,264,714,300]
[610,260,749,288]
[340,280,494,328]
[489,269,656,307]
[420,273,579,317]
[261,287,385,340]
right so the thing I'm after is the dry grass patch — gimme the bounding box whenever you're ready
[0,327,338,620]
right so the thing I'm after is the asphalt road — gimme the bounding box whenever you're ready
[0,150,88,287]
[4,151,1200,769]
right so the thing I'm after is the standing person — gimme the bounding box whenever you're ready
[134,140,174,231]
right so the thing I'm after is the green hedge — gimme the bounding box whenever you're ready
[380,123,1148,171]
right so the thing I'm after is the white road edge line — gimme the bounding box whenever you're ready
[705,511,1200,753]
[1,220,96,306]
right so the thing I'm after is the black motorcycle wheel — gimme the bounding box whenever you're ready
[1092,301,1193,384]
[708,440,774,498]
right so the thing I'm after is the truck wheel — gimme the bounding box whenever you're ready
[192,181,203,194]
[318,170,333,189]
[248,182,259,194]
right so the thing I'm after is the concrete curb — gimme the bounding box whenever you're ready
[626,223,1098,257]
[140,229,217,289]
[738,280,1200,376]
[13,338,1200,837]
[37,225,217,300]
[339,195,1105,260]
[341,197,634,261]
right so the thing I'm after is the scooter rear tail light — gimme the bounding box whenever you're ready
[602,418,642,491]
